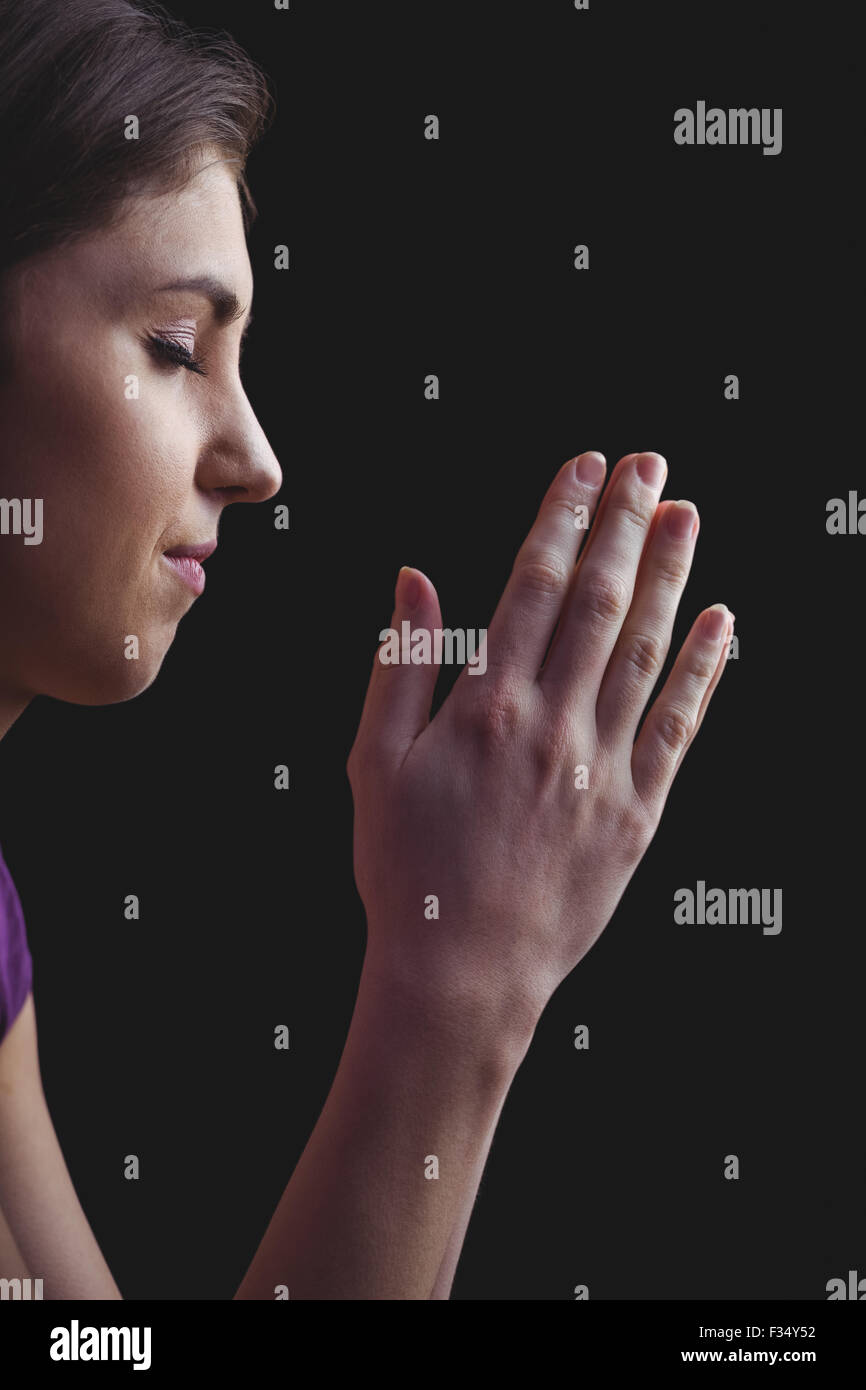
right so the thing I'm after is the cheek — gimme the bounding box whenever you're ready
[0,326,203,704]
[1,352,200,651]
[9,351,197,567]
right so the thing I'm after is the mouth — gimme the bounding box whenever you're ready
[162,540,217,597]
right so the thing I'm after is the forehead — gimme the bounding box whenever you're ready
[129,156,247,251]
[16,156,253,324]
[108,157,253,302]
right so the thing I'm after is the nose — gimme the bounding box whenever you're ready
[195,383,283,505]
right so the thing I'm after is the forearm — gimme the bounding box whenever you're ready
[429,1087,509,1299]
[235,953,535,1300]
[0,1203,31,1282]
[0,998,122,1300]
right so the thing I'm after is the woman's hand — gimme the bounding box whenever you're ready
[348,451,733,1041]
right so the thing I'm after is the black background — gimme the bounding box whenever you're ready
[0,1,860,1300]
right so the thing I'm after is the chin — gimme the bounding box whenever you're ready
[44,647,171,706]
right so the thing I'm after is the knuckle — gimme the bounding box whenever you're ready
[609,488,653,533]
[687,647,721,683]
[618,796,656,852]
[346,734,388,784]
[656,703,694,752]
[576,568,630,626]
[346,740,370,783]
[653,551,690,589]
[345,748,364,791]
[513,551,571,600]
[547,492,583,526]
[466,686,524,749]
[622,630,665,680]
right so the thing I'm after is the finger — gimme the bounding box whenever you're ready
[353,567,443,769]
[631,603,733,809]
[566,451,640,576]
[672,610,734,778]
[541,451,669,702]
[479,451,607,685]
[595,498,699,745]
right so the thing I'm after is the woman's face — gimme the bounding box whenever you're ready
[0,152,282,710]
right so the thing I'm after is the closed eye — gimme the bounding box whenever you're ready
[143,333,208,376]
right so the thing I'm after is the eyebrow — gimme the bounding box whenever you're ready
[154,276,252,331]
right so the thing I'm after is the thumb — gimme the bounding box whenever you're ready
[356,566,442,767]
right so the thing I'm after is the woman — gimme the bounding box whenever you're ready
[0,0,732,1300]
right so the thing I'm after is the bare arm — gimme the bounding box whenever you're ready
[237,450,732,1302]
[0,1200,30,1282]
[0,994,121,1299]
[234,955,534,1300]
[429,1090,508,1299]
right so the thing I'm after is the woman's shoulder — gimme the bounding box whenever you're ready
[0,841,34,1044]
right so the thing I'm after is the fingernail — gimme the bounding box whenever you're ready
[664,500,698,540]
[397,566,421,610]
[702,604,729,642]
[575,451,606,487]
[636,452,667,489]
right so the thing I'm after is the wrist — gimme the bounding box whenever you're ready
[358,941,542,1080]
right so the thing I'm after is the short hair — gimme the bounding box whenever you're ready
[0,0,274,278]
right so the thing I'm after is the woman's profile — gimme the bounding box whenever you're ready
[0,0,732,1300]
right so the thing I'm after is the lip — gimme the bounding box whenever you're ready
[162,540,217,596]
[163,540,217,562]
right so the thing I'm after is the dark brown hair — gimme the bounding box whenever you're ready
[0,0,274,278]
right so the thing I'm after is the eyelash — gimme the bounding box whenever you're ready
[145,333,208,376]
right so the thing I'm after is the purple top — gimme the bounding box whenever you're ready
[0,842,33,1043]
